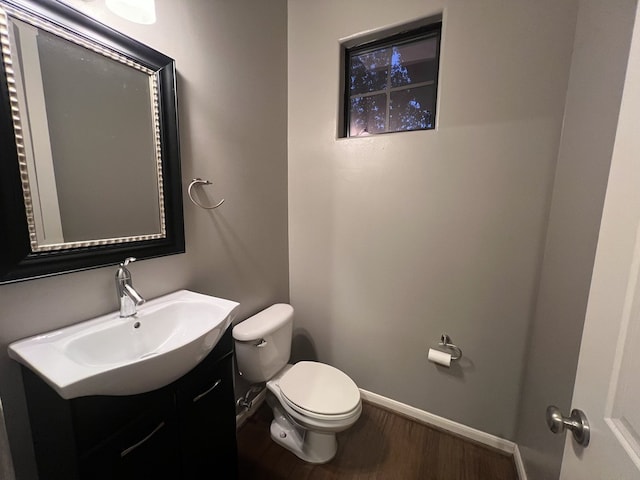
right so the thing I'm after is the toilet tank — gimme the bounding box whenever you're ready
[232,304,293,383]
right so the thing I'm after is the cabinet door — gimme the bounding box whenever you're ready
[79,403,180,479]
[72,387,173,455]
[176,353,238,478]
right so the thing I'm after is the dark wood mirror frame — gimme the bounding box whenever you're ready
[0,0,184,284]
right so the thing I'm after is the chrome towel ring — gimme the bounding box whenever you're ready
[188,178,224,209]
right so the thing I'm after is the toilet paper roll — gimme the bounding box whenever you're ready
[428,348,452,367]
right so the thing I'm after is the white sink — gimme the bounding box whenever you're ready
[8,290,239,399]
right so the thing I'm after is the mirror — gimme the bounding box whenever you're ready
[8,15,164,250]
[0,0,184,283]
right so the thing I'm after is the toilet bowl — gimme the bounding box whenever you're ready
[232,304,362,463]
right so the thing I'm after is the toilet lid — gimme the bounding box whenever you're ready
[278,361,360,415]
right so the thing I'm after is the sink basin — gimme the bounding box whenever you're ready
[8,290,239,399]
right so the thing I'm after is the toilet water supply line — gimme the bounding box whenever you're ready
[236,384,264,412]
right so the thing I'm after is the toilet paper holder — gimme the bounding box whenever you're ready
[438,334,462,361]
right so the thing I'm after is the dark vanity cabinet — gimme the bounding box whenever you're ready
[21,326,238,479]
[176,350,237,478]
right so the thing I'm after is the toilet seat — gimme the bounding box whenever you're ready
[280,394,361,422]
[278,361,361,421]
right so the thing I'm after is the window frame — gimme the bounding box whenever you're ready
[342,22,442,138]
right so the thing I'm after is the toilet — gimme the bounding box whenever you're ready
[232,304,362,464]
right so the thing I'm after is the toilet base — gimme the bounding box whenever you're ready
[270,405,337,464]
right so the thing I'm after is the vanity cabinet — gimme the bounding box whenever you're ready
[176,351,237,478]
[21,326,238,479]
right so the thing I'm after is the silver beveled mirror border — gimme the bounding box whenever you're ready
[0,2,166,252]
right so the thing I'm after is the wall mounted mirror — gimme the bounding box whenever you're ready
[0,0,184,283]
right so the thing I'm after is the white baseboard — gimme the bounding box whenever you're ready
[359,389,517,455]
[513,444,528,480]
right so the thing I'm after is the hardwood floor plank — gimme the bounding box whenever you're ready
[237,401,518,480]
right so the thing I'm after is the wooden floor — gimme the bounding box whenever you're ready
[237,402,518,480]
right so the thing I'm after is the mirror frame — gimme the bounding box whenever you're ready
[0,0,184,284]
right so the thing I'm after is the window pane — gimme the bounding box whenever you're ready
[344,23,441,137]
[389,85,435,132]
[390,37,438,88]
[350,49,391,95]
[350,94,387,136]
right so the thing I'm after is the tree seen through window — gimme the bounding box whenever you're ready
[345,25,441,137]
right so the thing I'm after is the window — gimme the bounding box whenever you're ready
[343,23,442,137]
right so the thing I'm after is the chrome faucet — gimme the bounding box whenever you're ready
[115,257,145,317]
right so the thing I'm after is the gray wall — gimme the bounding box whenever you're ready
[0,1,288,478]
[3,1,636,478]
[288,0,578,439]
[514,1,636,478]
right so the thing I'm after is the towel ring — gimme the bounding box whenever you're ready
[188,178,225,209]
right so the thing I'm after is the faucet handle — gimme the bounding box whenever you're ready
[121,257,137,267]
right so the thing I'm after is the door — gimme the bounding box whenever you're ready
[175,350,238,478]
[559,2,640,478]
